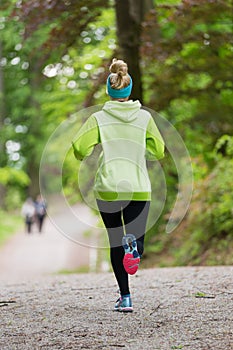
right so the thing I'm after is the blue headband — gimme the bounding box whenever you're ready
[106,74,133,98]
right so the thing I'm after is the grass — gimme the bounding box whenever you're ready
[57,266,90,274]
[0,210,22,246]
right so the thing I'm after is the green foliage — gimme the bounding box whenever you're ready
[141,0,233,151]
[0,167,30,209]
[215,134,233,157]
[0,210,22,246]
[4,187,23,210]
[14,0,110,60]
[0,167,30,186]
[140,0,233,266]
[204,137,233,235]
[144,135,233,267]
[174,135,233,265]
[40,7,116,123]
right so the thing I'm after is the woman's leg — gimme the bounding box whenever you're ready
[96,200,130,296]
[123,201,150,256]
[38,215,45,233]
[27,220,32,233]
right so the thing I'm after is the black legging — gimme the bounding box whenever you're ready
[37,214,45,233]
[97,200,150,296]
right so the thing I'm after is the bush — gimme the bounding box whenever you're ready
[174,135,233,265]
[144,135,233,267]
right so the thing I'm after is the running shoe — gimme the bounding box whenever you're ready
[122,234,140,275]
[114,295,133,312]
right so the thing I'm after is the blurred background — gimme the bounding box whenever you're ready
[0,0,232,280]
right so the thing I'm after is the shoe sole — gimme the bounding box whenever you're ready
[118,307,133,312]
[122,234,137,253]
[122,234,140,274]
[123,253,140,275]
[114,305,133,312]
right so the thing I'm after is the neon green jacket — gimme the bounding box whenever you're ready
[72,100,164,201]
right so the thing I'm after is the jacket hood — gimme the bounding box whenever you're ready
[102,100,141,123]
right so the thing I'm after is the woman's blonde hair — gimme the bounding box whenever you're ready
[109,58,131,89]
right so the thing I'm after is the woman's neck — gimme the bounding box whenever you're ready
[110,97,129,102]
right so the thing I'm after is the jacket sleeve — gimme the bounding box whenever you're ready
[146,117,165,161]
[72,115,100,161]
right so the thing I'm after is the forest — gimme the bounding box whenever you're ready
[0,0,232,267]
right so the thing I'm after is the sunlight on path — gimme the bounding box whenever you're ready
[0,204,100,283]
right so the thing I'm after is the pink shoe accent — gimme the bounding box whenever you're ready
[123,253,140,275]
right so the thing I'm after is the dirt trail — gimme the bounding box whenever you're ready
[0,202,232,349]
[0,203,100,283]
[0,266,232,349]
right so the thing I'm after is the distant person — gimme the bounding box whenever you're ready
[34,194,47,233]
[21,197,36,234]
[72,58,164,312]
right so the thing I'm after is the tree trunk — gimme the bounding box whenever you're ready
[27,62,43,199]
[115,0,154,102]
[0,40,5,156]
[0,40,6,208]
[0,41,4,126]
[27,157,40,199]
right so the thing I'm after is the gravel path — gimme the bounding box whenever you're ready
[0,266,232,349]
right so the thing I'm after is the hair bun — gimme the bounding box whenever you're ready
[109,58,128,76]
[109,58,130,89]
[117,70,125,77]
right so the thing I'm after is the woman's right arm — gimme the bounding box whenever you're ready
[72,115,100,161]
[146,117,165,161]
